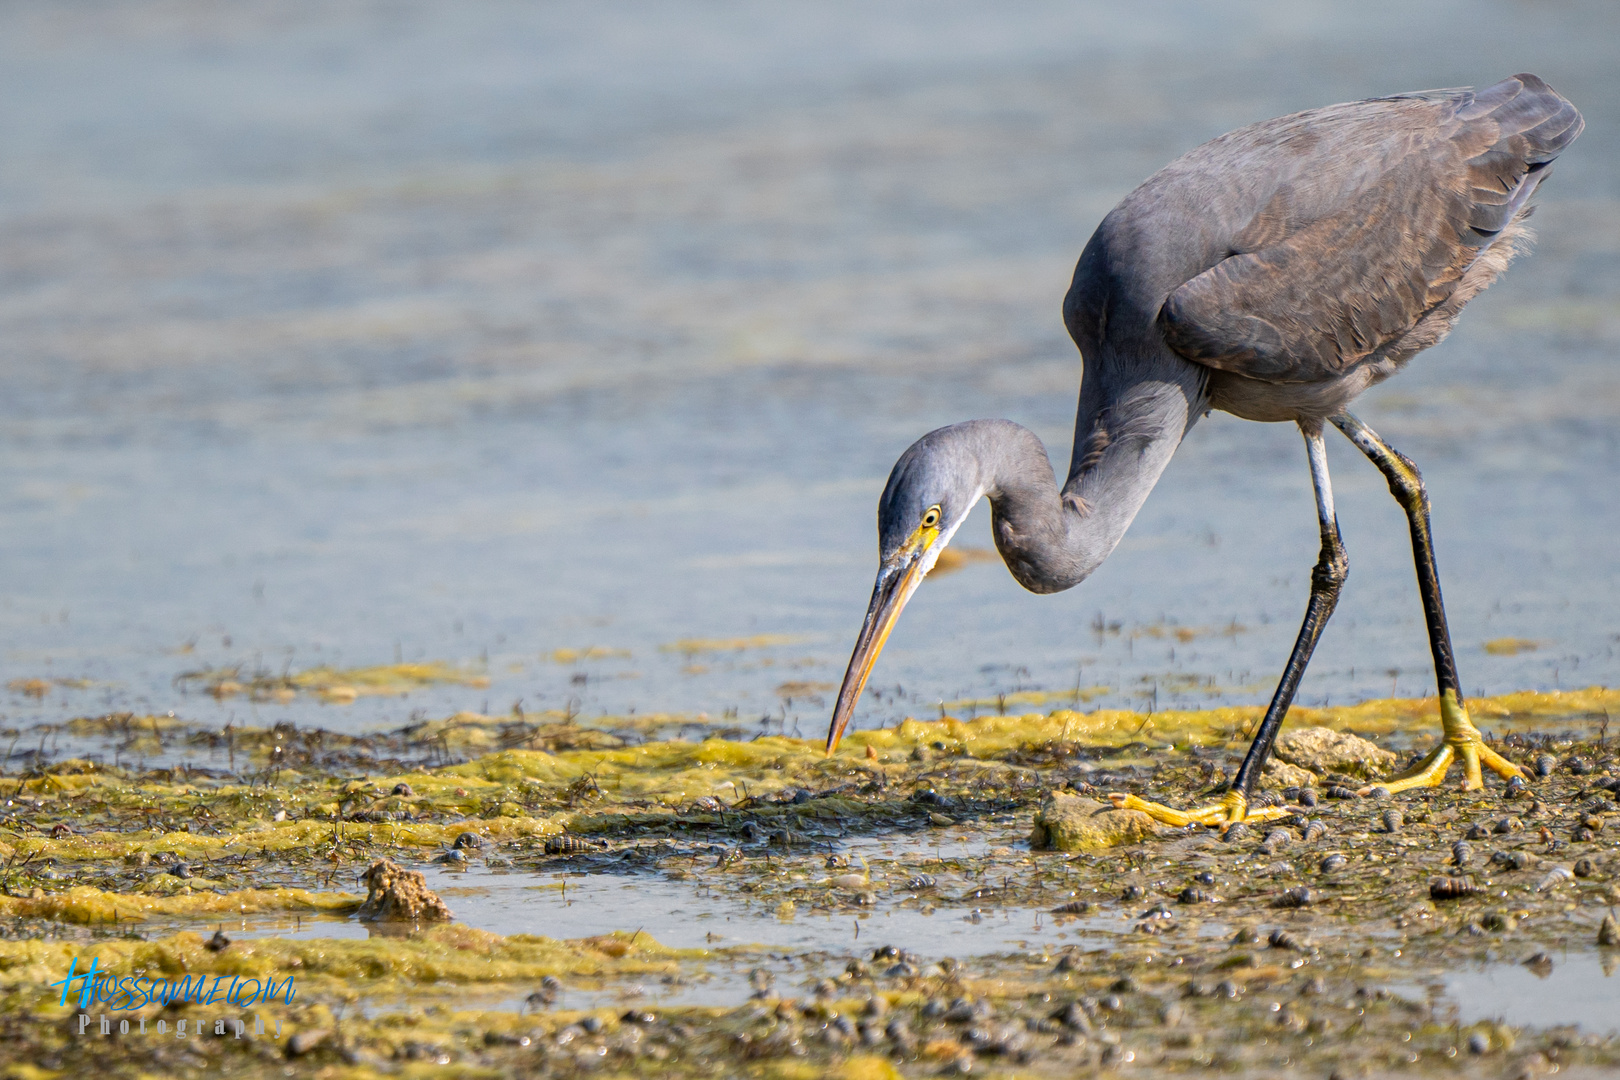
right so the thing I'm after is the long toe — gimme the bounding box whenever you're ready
[1108,792,1292,828]
[1360,743,1455,797]
[1476,742,1527,782]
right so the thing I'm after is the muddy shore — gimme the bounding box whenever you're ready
[1,688,1615,1077]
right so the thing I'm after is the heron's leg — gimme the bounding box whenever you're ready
[1111,423,1346,827]
[1330,412,1524,794]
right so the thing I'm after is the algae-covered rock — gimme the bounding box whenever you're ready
[1263,758,1320,789]
[1031,793,1165,851]
[1275,727,1396,780]
[357,859,453,922]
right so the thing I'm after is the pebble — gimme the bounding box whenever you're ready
[1599,913,1620,947]
[1052,1001,1092,1032]
[1430,877,1483,900]
[1535,866,1573,892]
[286,1030,329,1057]
[1573,857,1595,878]
[1268,929,1304,951]
[544,835,602,855]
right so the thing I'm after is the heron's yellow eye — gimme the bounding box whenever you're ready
[921,506,941,528]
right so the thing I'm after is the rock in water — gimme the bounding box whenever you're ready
[1600,913,1620,948]
[1274,727,1397,779]
[1031,793,1166,851]
[357,859,454,922]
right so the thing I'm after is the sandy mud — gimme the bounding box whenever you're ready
[0,689,1614,1077]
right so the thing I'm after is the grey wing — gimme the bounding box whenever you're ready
[1159,74,1583,384]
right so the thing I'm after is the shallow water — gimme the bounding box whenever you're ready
[139,851,1620,1034]
[0,1,1617,752]
[1446,955,1620,1034]
[3,13,1620,1072]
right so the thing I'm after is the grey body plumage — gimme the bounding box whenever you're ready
[827,75,1581,819]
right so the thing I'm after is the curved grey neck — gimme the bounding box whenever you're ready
[977,346,1206,594]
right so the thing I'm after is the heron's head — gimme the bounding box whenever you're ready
[825,423,990,752]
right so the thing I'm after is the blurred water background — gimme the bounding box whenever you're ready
[1,1,1616,746]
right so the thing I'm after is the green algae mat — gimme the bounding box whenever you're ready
[1,689,1617,1078]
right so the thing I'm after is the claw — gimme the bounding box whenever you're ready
[1358,690,1525,797]
[1108,789,1292,829]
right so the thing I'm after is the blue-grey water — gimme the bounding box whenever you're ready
[1,1,1617,746]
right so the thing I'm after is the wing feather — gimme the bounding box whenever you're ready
[1159,74,1582,383]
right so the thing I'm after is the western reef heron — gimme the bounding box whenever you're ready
[824,73,1583,826]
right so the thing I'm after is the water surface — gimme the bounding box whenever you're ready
[0,1,1616,747]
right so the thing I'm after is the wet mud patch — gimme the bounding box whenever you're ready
[0,689,1616,1076]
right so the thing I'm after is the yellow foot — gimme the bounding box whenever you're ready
[1359,690,1526,796]
[1107,790,1293,829]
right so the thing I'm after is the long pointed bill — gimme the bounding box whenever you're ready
[825,555,927,752]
